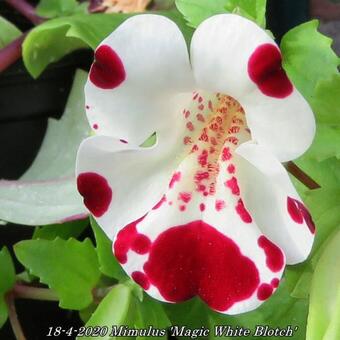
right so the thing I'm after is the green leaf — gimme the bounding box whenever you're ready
[208,281,308,340]
[135,296,171,340]
[175,0,229,28]
[225,0,267,27]
[23,13,130,78]
[36,0,85,18]
[0,247,15,328]
[14,238,101,310]
[0,70,90,226]
[307,230,340,340]
[281,20,340,102]
[175,0,266,28]
[78,284,136,340]
[90,217,126,281]
[0,16,22,48]
[33,219,89,240]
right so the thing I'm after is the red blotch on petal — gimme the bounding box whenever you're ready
[178,192,192,204]
[258,236,284,272]
[222,147,232,162]
[89,45,126,89]
[143,221,260,312]
[271,278,280,288]
[77,172,112,218]
[132,271,150,290]
[215,200,226,211]
[287,197,316,234]
[199,203,206,212]
[113,215,149,264]
[235,199,252,223]
[169,172,181,189]
[257,283,273,301]
[152,195,166,210]
[225,177,240,196]
[248,44,293,99]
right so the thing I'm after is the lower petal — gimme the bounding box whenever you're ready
[236,143,315,264]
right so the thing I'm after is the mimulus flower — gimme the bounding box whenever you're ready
[76,14,316,314]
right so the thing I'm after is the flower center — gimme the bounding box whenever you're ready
[178,92,251,198]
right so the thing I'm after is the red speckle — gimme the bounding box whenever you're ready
[222,147,232,161]
[258,236,284,272]
[198,96,203,103]
[225,177,240,196]
[77,172,112,218]
[215,200,226,211]
[271,278,280,288]
[235,199,252,223]
[143,221,260,312]
[86,105,90,109]
[89,45,126,89]
[203,192,209,197]
[208,100,213,111]
[132,271,150,290]
[228,126,240,134]
[196,113,205,122]
[169,172,181,189]
[179,205,186,212]
[113,215,149,264]
[93,124,99,130]
[199,203,206,212]
[186,122,194,131]
[210,137,218,146]
[184,136,193,145]
[227,164,236,174]
[257,283,273,301]
[198,150,208,167]
[178,192,192,204]
[119,139,128,144]
[193,93,199,100]
[195,171,209,182]
[248,44,293,99]
[198,104,205,111]
[287,197,316,234]
[185,110,191,119]
[152,195,166,210]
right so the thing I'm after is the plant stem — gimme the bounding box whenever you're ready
[0,33,27,73]
[5,0,45,25]
[5,293,27,340]
[13,283,59,302]
[287,162,321,190]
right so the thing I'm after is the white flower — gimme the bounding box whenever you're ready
[76,14,316,315]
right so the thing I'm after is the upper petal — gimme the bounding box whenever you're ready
[236,142,315,264]
[190,14,315,161]
[85,14,194,144]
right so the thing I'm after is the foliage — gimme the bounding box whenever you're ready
[175,0,267,28]
[0,70,89,226]
[0,16,21,48]
[0,248,15,327]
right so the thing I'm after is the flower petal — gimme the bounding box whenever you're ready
[236,142,315,264]
[190,14,315,161]
[113,103,285,314]
[76,122,188,239]
[85,14,194,144]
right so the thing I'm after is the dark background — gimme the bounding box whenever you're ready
[0,0,336,339]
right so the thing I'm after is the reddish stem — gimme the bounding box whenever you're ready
[287,162,321,190]
[0,33,27,73]
[5,293,27,340]
[5,0,45,25]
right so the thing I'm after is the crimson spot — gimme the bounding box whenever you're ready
[143,221,260,312]
[113,215,150,264]
[257,283,273,301]
[287,197,316,234]
[258,236,284,272]
[77,172,112,218]
[89,45,126,89]
[248,44,293,98]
